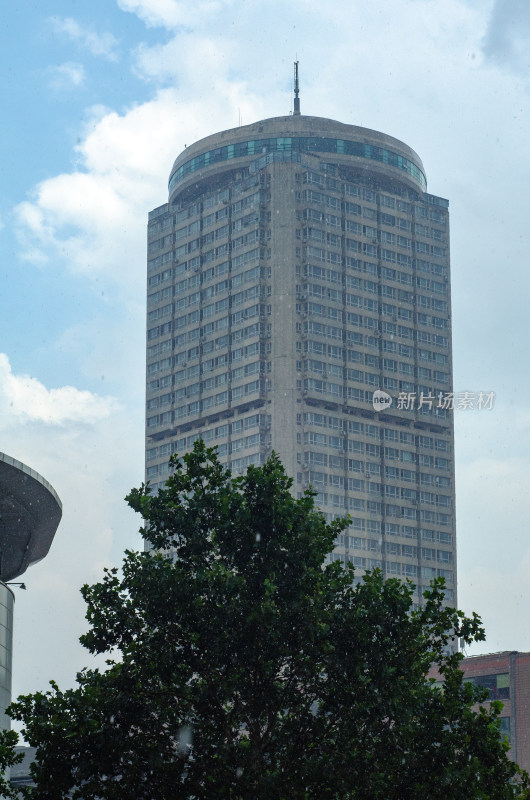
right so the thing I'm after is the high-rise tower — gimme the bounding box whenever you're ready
[146,112,455,606]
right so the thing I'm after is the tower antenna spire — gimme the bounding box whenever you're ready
[293,60,300,116]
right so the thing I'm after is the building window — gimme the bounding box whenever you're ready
[465,674,510,701]
[499,717,511,744]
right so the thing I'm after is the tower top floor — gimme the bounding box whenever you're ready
[168,115,427,203]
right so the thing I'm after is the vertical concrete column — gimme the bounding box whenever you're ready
[268,161,299,481]
[0,584,14,732]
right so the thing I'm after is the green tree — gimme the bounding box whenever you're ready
[9,442,529,799]
[0,729,26,799]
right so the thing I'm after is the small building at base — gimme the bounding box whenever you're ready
[430,651,530,774]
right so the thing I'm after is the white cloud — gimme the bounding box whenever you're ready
[50,16,119,61]
[0,353,120,425]
[46,61,86,90]
[116,0,230,30]
[13,79,262,295]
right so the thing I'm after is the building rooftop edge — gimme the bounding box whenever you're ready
[169,113,425,185]
[0,453,62,581]
[462,651,526,659]
[0,452,62,511]
[186,112,422,151]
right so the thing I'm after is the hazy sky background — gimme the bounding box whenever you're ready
[1,0,530,713]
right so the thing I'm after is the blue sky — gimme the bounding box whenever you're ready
[2,0,530,709]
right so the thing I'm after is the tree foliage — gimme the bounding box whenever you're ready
[9,442,530,799]
[0,728,26,798]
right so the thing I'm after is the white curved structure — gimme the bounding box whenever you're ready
[0,453,62,730]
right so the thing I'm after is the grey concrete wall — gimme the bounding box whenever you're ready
[0,584,14,732]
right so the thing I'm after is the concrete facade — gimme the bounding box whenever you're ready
[145,113,455,606]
